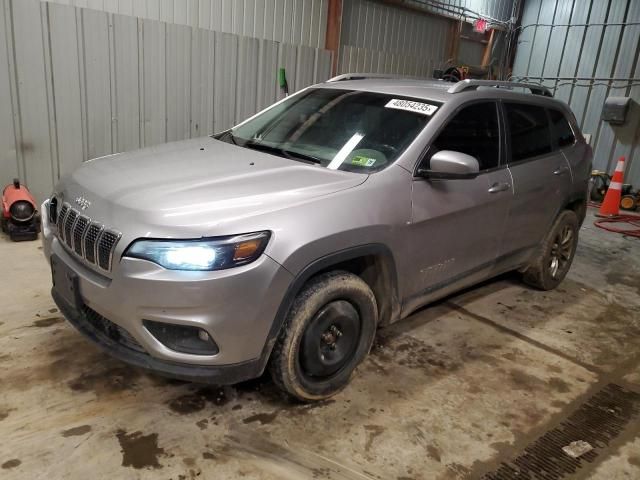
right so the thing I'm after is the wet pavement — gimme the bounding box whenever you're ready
[1,210,639,479]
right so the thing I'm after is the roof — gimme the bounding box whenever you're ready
[316,76,558,106]
[318,78,455,103]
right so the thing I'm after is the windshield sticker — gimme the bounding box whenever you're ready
[385,99,438,116]
[351,156,376,167]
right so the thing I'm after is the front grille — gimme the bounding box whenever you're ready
[97,230,120,270]
[63,208,78,247]
[73,216,89,255]
[55,202,121,272]
[49,197,58,224]
[83,305,146,354]
[56,203,69,240]
[84,223,103,264]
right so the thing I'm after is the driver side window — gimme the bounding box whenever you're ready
[427,102,500,171]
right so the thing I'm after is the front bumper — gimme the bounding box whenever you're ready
[52,288,264,383]
[42,216,293,383]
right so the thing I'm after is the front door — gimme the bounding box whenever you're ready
[405,101,511,313]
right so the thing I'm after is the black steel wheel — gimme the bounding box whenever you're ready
[269,271,378,402]
[299,300,361,378]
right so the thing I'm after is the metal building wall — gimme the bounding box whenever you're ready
[42,0,329,48]
[339,0,453,76]
[512,0,640,185]
[458,37,486,65]
[0,0,332,202]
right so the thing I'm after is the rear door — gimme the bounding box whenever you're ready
[406,101,511,311]
[500,102,572,266]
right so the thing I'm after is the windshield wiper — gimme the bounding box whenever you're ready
[242,141,323,165]
[216,129,238,145]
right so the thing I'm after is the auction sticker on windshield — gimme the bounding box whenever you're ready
[385,99,438,116]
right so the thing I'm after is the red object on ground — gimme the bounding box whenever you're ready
[1,179,40,241]
[2,180,36,218]
[594,215,640,238]
[598,156,626,217]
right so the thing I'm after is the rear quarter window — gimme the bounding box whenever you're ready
[549,108,576,148]
[505,102,552,162]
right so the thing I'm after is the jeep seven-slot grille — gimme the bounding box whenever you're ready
[73,216,89,255]
[56,204,69,241]
[84,223,103,264]
[55,202,121,272]
[97,230,120,270]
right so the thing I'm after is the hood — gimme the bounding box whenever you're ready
[57,137,367,236]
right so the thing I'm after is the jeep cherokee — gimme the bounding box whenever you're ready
[42,77,592,401]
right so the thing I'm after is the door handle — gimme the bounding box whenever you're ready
[553,166,569,175]
[488,182,511,193]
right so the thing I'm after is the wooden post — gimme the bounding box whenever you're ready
[481,28,495,68]
[325,0,343,76]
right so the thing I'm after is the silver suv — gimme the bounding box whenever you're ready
[42,77,591,401]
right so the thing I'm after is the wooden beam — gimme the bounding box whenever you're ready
[325,0,343,76]
[481,28,495,68]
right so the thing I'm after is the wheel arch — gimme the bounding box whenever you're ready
[562,192,587,226]
[256,244,400,375]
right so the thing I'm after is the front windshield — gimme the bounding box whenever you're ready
[219,88,440,173]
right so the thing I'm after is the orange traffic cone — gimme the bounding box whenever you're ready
[598,156,626,217]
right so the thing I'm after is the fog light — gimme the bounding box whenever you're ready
[143,320,219,355]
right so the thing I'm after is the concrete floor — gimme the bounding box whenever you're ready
[1,209,639,480]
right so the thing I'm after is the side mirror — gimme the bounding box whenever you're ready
[417,150,480,179]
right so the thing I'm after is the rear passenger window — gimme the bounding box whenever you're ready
[429,102,500,170]
[505,103,552,162]
[549,108,575,148]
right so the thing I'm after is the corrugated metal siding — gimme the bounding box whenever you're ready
[0,0,332,201]
[458,38,485,65]
[43,0,329,48]
[339,0,453,76]
[512,0,640,185]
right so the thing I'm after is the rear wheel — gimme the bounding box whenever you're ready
[523,210,579,291]
[269,271,378,402]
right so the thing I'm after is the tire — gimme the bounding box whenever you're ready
[523,210,579,291]
[268,271,378,402]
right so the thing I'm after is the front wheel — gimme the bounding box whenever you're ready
[268,271,378,402]
[523,210,579,290]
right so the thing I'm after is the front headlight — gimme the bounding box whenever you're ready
[124,231,271,271]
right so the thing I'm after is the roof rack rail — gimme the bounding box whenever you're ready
[326,73,417,82]
[447,79,553,97]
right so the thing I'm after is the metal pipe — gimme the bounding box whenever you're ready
[402,0,511,27]
[509,76,640,90]
[512,75,640,81]
[518,21,640,31]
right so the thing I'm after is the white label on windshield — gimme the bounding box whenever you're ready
[385,99,438,116]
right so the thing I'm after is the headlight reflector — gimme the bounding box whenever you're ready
[124,231,270,271]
